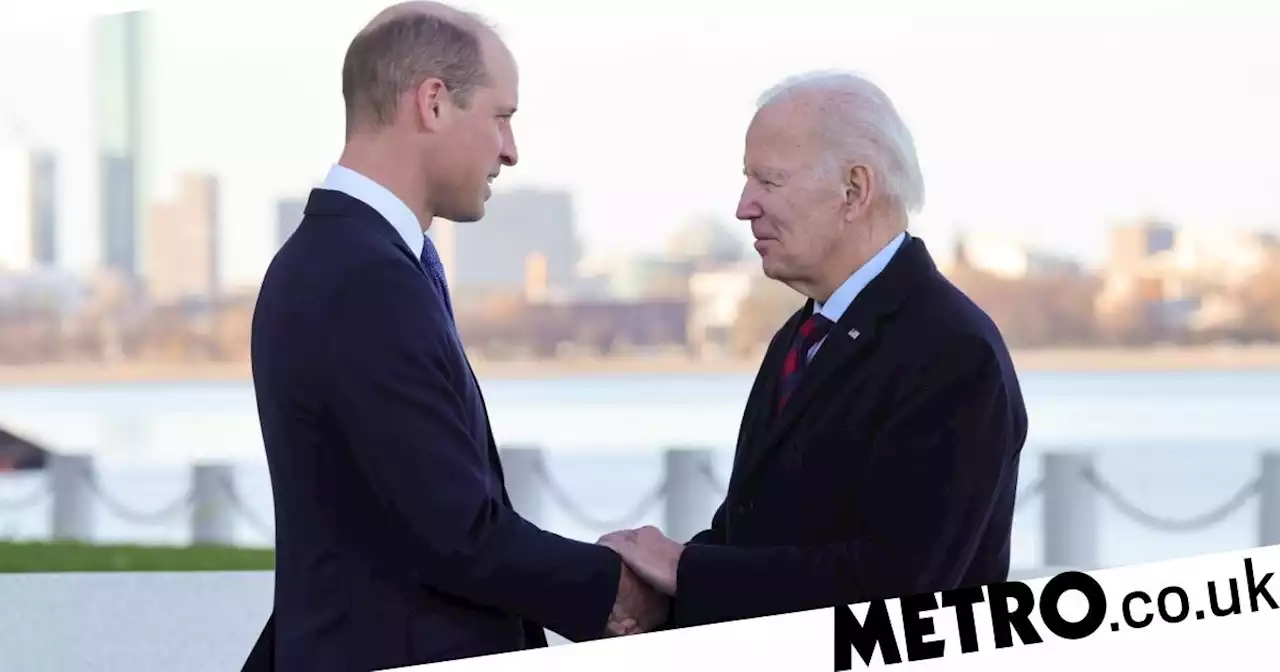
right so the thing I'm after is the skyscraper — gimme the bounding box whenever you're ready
[448,188,582,299]
[93,10,153,282]
[275,197,306,249]
[28,150,57,267]
[0,141,32,271]
[148,172,219,304]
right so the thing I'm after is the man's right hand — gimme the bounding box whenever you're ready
[604,562,669,636]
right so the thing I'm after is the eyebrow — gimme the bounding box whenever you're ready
[745,166,786,181]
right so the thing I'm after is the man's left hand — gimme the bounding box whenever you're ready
[598,525,684,596]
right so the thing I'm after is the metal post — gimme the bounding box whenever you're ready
[663,446,716,543]
[1041,451,1097,570]
[49,453,94,542]
[191,463,236,546]
[500,445,546,528]
[1259,451,1280,548]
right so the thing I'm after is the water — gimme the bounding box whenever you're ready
[1,369,1277,570]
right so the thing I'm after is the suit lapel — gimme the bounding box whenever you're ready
[750,309,805,437]
[305,188,429,281]
[727,308,804,494]
[735,303,879,482]
[760,302,879,451]
[733,235,935,486]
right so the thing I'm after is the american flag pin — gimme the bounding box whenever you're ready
[848,328,860,339]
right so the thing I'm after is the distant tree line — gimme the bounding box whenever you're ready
[727,252,1280,351]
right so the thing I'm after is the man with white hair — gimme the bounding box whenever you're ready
[599,71,1028,626]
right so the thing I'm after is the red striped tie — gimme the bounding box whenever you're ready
[777,313,835,412]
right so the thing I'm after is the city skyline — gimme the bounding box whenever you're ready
[1,1,1279,287]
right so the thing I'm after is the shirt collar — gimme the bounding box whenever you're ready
[815,231,906,322]
[320,164,424,257]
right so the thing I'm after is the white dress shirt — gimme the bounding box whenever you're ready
[807,231,906,361]
[320,164,425,258]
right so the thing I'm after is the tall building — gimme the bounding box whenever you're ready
[445,188,581,299]
[28,150,57,267]
[148,172,219,304]
[1107,219,1175,273]
[428,217,456,287]
[275,197,306,248]
[93,10,154,281]
[0,142,32,271]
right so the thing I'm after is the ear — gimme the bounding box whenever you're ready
[843,164,873,220]
[414,77,452,132]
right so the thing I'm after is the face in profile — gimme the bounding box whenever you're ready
[736,100,850,288]
[430,34,519,223]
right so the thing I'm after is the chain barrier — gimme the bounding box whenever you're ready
[81,469,193,524]
[0,478,49,511]
[1,457,1275,541]
[217,472,275,541]
[1085,467,1261,533]
[532,461,669,531]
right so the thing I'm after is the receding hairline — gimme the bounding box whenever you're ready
[358,1,495,42]
[341,3,507,134]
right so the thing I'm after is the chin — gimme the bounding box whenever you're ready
[442,202,486,223]
[760,257,797,284]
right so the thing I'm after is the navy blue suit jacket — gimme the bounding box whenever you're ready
[243,189,622,671]
[668,235,1028,626]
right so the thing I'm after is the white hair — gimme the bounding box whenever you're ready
[756,71,925,214]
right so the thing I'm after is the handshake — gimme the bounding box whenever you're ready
[597,525,684,637]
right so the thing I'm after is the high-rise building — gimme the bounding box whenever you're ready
[0,142,32,271]
[28,150,57,267]
[93,10,154,281]
[1107,218,1176,273]
[148,172,219,304]
[428,217,456,287]
[275,197,306,248]
[445,188,581,299]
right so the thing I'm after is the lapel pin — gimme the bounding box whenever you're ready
[847,328,860,340]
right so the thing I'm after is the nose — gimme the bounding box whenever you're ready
[500,126,518,167]
[736,183,761,221]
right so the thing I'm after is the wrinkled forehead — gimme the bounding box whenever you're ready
[745,100,824,168]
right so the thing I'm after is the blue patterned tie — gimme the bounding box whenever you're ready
[420,236,453,317]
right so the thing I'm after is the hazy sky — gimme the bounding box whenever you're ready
[2,0,1279,285]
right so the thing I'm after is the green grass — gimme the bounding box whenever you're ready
[0,541,275,573]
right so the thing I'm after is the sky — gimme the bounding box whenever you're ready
[1,0,1279,286]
